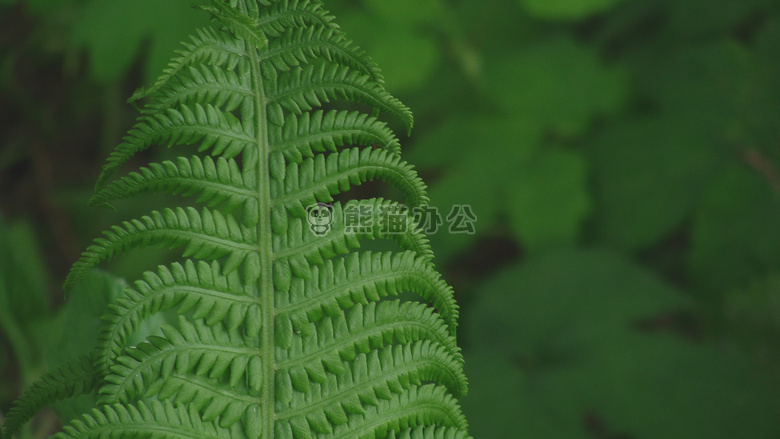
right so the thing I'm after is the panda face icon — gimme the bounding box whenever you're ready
[306,203,333,236]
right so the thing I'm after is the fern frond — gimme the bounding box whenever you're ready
[255,0,336,38]
[90,155,253,211]
[1,356,96,439]
[265,61,413,129]
[277,341,467,408]
[100,318,255,400]
[275,251,459,335]
[130,27,247,104]
[8,1,470,438]
[389,426,472,439]
[316,385,467,439]
[266,24,383,83]
[96,103,254,191]
[53,400,238,439]
[200,0,269,51]
[142,63,252,115]
[272,147,429,215]
[65,206,260,292]
[280,300,462,366]
[272,200,433,263]
[96,259,256,377]
[271,109,401,161]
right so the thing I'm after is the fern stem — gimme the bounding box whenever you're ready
[246,16,276,439]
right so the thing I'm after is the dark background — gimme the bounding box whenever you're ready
[2,0,780,438]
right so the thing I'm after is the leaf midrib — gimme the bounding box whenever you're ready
[246,16,276,439]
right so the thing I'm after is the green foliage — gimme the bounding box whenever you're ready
[463,250,780,438]
[335,10,440,94]
[0,220,56,439]
[325,0,780,437]
[723,274,780,363]
[45,271,171,424]
[587,115,723,250]
[4,0,780,438]
[70,0,211,83]
[4,0,210,83]
[688,162,780,291]
[0,220,53,387]
[483,37,627,137]
[2,1,468,438]
[520,0,624,20]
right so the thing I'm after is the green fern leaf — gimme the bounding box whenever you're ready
[53,400,239,439]
[2,356,97,438]
[89,155,253,211]
[3,1,469,438]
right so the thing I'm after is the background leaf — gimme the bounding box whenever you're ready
[70,0,210,82]
[506,149,589,249]
[0,219,52,384]
[482,37,627,137]
[688,163,780,294]
[463,249,780,439]
[587,115,723,251]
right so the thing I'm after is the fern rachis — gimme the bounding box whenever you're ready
[2,1,469,438]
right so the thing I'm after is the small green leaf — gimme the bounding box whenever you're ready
[483,37,626,136]
[587,115,722,251]
[689,163,780,293]
[506,149,589,249]
[247,356,263,393]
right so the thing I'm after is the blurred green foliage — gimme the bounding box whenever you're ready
[2,0,780,438]
[0,220,55,438]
